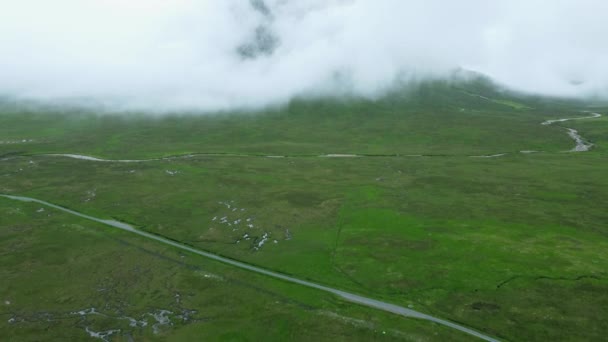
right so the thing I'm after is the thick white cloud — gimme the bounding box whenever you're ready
[0,0,607,111]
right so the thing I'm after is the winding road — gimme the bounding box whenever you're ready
[0,194,499,342]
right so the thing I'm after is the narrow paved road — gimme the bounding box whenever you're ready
[1,194,499,342]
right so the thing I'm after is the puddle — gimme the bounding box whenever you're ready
[85,327,121,342]
[0,139,35,144]
[63,305,197,338]
[470,153,506,158]
[149,309,173,334]
[321,154,360,158]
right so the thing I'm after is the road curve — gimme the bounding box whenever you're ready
[1,194,499,342]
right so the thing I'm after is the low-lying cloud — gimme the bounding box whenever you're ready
[1,0,607,112]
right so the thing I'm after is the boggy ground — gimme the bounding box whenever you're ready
[2,149,608,341]
[1,82,607,340]
[0,198,469,341]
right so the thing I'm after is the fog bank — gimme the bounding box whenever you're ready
[1,0,607,112]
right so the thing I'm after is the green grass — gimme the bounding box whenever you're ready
[0,82,582,159]
[1,81,607,340]
[489,99,531,110]
[566,110,608,152]
[0,198,468,341]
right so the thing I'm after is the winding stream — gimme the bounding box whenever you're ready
[541,112,601,126]
[7,112,598,164]
[44,153,192,163]
[542,112,601,152]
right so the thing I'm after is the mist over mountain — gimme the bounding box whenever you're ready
[1,0,607,112]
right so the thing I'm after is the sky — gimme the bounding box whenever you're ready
[1,0,607,112]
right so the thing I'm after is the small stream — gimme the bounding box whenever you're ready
[542,112,601,151]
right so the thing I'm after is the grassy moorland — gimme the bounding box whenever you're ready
[0,80,586,159]
[1,198,468,341]
[1,80,607,341]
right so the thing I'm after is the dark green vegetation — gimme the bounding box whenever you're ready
[1,79,607,341]
[0,80,589,159]
[1,198,467,341]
